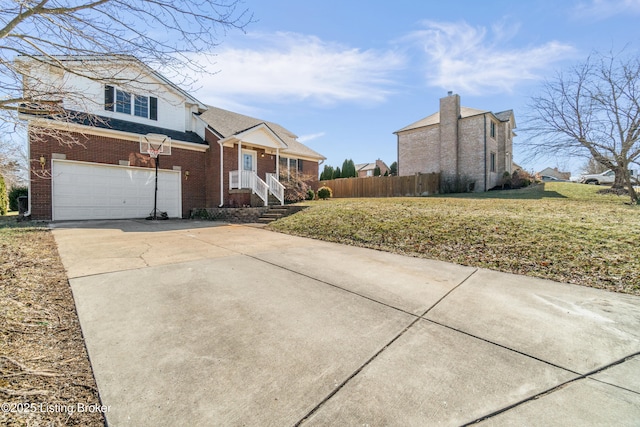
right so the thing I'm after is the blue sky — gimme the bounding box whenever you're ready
[189,0,640,175]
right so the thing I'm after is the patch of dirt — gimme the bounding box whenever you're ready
[0,224,105,426]
[597,187,630,196]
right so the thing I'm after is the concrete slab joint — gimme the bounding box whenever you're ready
[50,220,640,426]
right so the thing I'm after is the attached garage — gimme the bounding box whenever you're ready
[52,160,181,221]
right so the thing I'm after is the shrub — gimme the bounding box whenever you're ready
[0,175,7,215]
[8,186,28,211]
[306,189,315,200]
[317,186,332,200]
[280,168,316,204]
[511,170,533,189]
[439,175,475,194]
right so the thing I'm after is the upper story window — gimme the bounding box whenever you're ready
[105,85,157,121]
[134,95,148,118]
[490,121,496,138]
[116,89,131,114]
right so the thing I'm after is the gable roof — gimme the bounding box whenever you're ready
[198,106,325,161]
[495,109,516,129]
[356,163,376,172]
[394,106,489,133]
[494,110,513,122]
[16,54,208,111]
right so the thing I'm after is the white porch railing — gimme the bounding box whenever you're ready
[266,173,285,205]
[229,170,270,206]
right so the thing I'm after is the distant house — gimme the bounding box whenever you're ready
[355,159,390,177]
[538,167,570,180]
[394,93,516,191]
[18,55,325,220]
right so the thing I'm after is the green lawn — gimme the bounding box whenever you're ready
[269,182,640,295]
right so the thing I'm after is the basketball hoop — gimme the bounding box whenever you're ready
[139,133,172,220]
[140,133,171,158]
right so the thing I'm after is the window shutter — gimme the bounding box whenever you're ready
[149,97,158,120]
[104,85,114,111]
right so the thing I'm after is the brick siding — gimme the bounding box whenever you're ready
[29,128,206,219]
[30,126,322,219]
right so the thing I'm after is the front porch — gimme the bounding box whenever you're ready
[213,122,289,207]
[229,170,284,206]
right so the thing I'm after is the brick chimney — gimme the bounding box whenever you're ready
[439,92,460,177]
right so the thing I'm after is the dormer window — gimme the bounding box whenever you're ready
[104,85,157,120]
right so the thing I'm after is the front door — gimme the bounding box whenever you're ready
[242,150,256,173]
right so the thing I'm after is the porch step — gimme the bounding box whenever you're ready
[268,194,282,206]
[256,205,307,224]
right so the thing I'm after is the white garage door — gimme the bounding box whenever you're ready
[52,160,181,221]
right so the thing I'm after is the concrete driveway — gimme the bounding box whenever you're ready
[51,220,640,426]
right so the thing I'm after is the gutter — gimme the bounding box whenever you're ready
[484,114,487,192]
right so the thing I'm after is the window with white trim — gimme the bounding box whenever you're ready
[116,89,131,114]
[134,95,148,118]
[279,157,303,179]
[104,85,157,121]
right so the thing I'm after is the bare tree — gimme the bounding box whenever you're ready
[582,157,608,175]
[0,0,252,138]
[524,50,640,204]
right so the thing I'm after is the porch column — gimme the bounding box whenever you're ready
[276,148,280,178]
[238,140,242,172]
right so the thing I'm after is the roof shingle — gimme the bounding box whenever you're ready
[199,106,325,160]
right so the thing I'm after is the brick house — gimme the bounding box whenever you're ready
[355,159,390,177]
[537,167,571,180]
[394,93,516,191]
[19,55,325,220]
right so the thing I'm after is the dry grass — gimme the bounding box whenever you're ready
[269,182,640,295]
[0,219,104,426]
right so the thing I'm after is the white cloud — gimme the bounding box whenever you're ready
[404,21,575,95]
[573,0,640,19]
[298,132,326,143]
[188,32,405,106]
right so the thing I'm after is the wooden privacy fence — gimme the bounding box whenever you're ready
[319,173,440,198]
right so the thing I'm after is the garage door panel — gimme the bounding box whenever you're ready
[52,160,181,221]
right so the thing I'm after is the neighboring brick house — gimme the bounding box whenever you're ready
[355,159,390,177]
[19,55,324,220]
[394,93,516,191]
[538,167,571,180]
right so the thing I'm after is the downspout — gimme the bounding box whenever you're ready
[483,114,487,192]
[217,140,224,207]
[24,125,32,218]
[396,133,400,176]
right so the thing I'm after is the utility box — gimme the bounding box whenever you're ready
[18,196,28,215]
